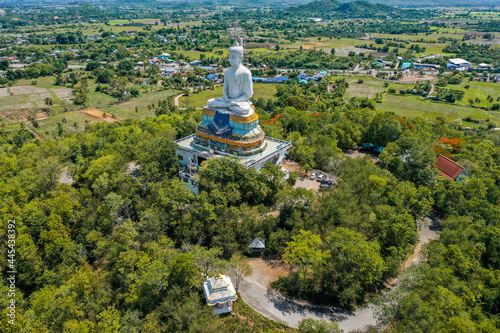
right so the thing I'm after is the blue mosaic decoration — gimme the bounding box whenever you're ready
[208,110,232,136]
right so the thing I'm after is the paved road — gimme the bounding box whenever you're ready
[239,259,377,331]
[239,218,439,331]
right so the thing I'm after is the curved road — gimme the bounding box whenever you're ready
[239,218,439,331]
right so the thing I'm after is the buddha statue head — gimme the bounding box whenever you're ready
[228,38,244,66]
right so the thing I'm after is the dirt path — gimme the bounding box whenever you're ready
[239,217,439,330]
[240,259,376,331]
[428,83,435,97]
[173,93,184,108]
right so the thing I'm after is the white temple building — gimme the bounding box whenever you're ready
[203,273,238,315]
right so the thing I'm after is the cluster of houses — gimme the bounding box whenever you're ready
[371,56,496,73]
[252,75,289,83]
[306,17,332,23]
[49,49,80,58]
[372,58,394,69]
[0,55,19,63]
[297,71,327,83]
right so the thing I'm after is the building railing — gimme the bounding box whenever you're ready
[176,134,292,169]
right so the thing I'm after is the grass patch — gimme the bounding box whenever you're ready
[443,81,500,109]
[209,297,294,332]
[2,110,96,137]
[378,94,500,125]
[331,75,408,99]
[98,89,179,119]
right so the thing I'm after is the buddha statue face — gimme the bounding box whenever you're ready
[228,47,243,67]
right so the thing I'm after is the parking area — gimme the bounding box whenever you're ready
[294,175,321,191]
[282,160,334,192]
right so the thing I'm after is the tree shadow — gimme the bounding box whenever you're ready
[428,212,443,232]
[264,287,352,322]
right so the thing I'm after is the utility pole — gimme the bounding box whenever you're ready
[226,9,247,62]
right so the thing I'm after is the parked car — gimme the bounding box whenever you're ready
[310,172,317,180]
[320,179,330,184]
[319,183,331,190]
[317,174,327,181]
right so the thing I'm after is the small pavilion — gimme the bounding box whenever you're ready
[249,237,265,255]
[203,273,238,315]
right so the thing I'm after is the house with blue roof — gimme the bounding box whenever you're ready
[298,73,308,80]
[207,74,219,81]
[273,76,289,83]
[401,62,412,70]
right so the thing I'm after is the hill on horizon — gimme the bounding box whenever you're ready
[338,0,500,7]
[286,0,427,19]
[8,0,500,8]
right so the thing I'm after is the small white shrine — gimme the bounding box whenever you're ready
[203,273,238,315]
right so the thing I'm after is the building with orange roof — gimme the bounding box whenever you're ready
[435,154,469,181]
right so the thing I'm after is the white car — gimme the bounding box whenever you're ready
[317,174,327,181]
[310,172,317,180]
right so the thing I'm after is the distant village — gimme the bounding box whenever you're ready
[2,31,500,86]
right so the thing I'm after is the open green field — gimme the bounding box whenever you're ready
[332,75,409,99]
[179,83,278,108]
[98,89,179,119]
[441,81,500,109]
[378,93,500,126]
[108,19,158,25]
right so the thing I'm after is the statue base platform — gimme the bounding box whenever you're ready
[194,107,266,156]
[174,134,292,194]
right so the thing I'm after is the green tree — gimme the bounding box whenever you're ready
[228,253,252,292]
[73,80,89,106]
[299,319,343,333]
[365,113,402,147]
[136,136,179,182]
[283,96,309,111]
[190,245,227,280]
[96,306,121,333]
[322,228,387,307]
[283,230,328,279]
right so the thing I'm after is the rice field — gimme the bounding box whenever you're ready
[378,94,500,125]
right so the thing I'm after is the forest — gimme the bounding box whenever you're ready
[1,74,499,331]
[1,1,500,332]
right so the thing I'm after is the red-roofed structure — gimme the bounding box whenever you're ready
[435,154,468,181]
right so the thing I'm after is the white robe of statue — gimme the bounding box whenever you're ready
[207,40,253,117]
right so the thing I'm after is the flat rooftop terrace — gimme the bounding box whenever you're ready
[175,134,291,169]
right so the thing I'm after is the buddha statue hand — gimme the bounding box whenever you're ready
[207,97,231,109]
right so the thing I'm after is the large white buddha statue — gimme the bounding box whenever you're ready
[207,38,254,117]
